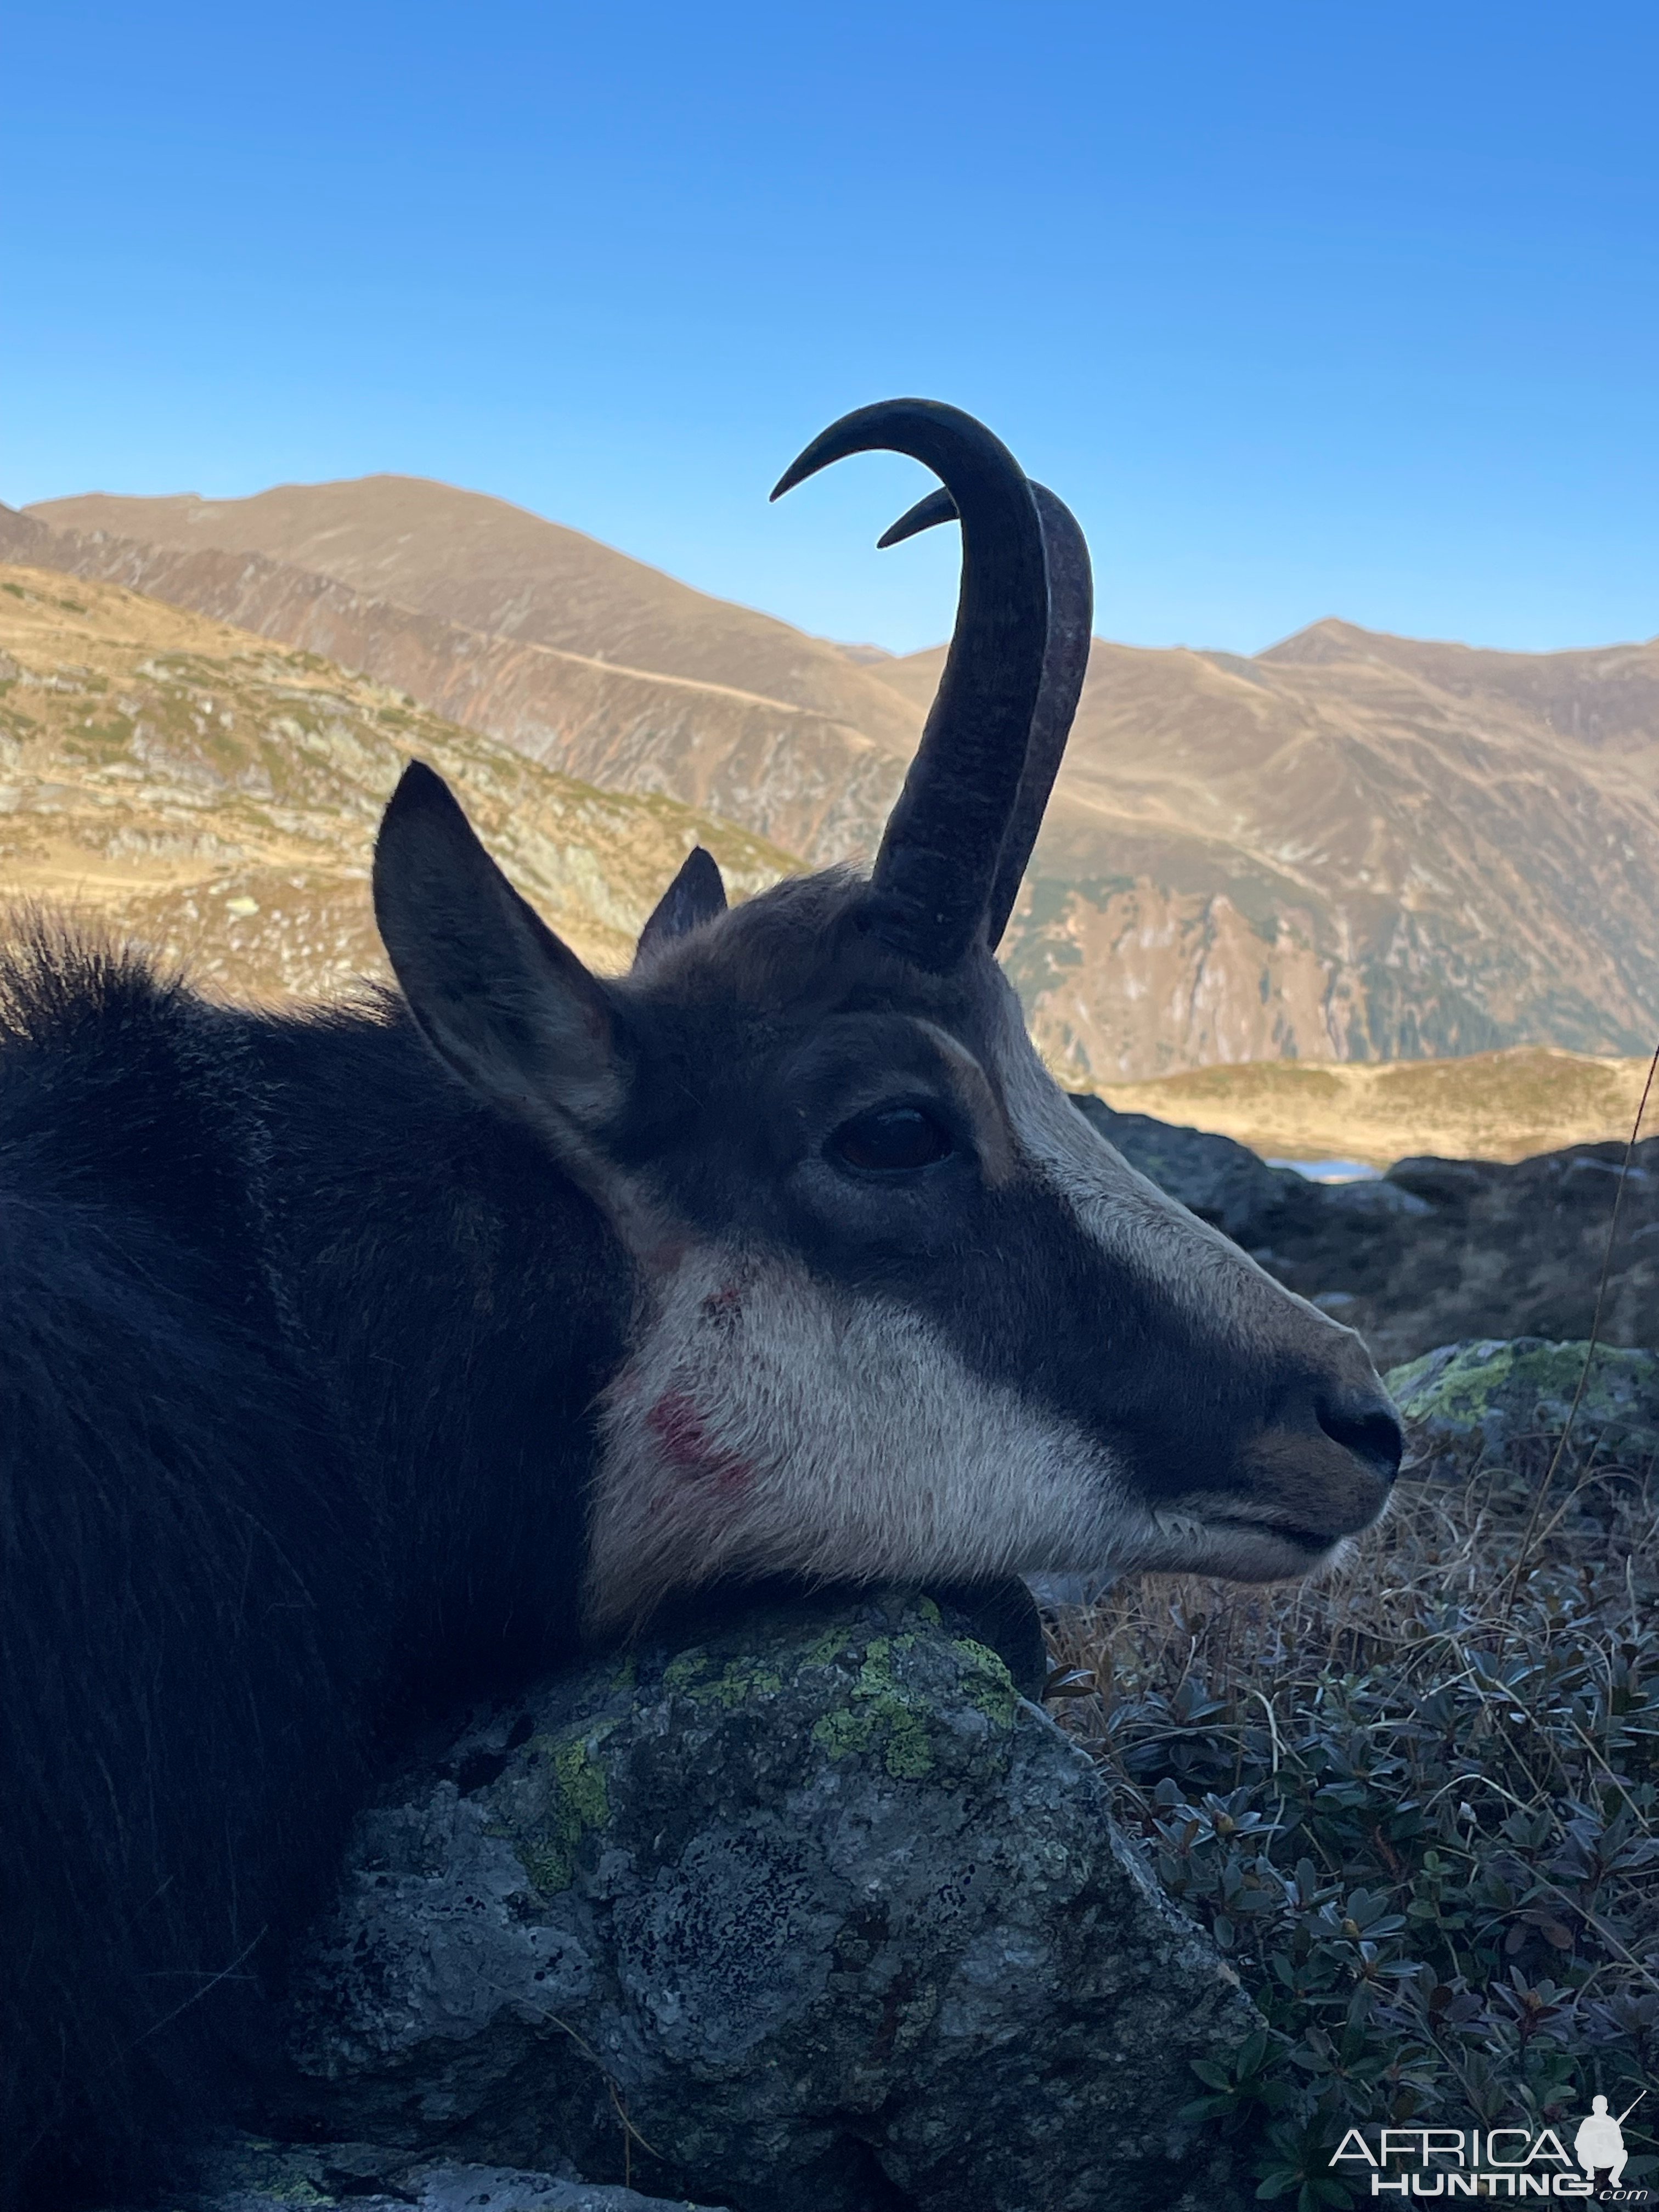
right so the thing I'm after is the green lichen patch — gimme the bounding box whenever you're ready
[950,1638,1021,1728]
[700,1656,787,1708]
[1387,1336,1659,1469]
[661,1648,710,1695]
[662,1649,787,1709]
[877,1702,935,1780]
[508,1723,617,1895]
[810,1703,879,1760]
[799,1622,862,1671]
[201,2137,337,2205]
[806,1630,944,1780]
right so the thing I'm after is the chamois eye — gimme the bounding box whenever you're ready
[827,1105,955,1176]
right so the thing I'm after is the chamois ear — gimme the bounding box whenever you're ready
[373,761,625,1138]
[634,844,727,963]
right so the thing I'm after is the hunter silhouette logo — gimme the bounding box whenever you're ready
[1577,2095,1647,2197]
[1330,2093,1651,2197]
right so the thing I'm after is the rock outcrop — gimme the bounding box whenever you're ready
[165,2137,727,2212]
[255,1591,1256,2212]
[1389,1337,1659,1482]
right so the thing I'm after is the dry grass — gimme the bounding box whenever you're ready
[1045,1439,1659,2203]
[1091,1047,1656,1170]
[0,565,799,998]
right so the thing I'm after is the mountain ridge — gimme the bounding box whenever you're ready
[13,477,1659,1082]
[29,477,924,755]
[0,503,911,867]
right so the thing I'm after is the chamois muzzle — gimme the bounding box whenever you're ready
[1212,1344,1403,1572]
[1316,1383,1407,1487]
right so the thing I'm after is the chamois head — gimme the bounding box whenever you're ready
[373,399,1401,1634]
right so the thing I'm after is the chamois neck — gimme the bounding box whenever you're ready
[238,1000,633,1695]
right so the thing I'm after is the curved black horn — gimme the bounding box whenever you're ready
[771,399,1047,969]
[878,479,1092,949]
[876,484,958,550]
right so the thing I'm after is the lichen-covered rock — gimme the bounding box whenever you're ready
[145,2133,724,2212]
[279,1591,1256,2212]
[1386,1337,1659,1481]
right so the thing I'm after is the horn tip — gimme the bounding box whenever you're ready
[769,453,819,503]
[877,488,961,550]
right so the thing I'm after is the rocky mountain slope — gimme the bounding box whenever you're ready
[0,504,905,869]
[0,566,796,996]
[891,623,1659,1079]
[12,481,1659,1081]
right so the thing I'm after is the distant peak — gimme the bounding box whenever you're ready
[1256,618,1383,665]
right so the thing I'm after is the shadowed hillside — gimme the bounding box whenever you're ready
[0,566,798,996]
[12,480,1659,1082]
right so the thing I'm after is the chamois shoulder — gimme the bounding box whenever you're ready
[2,923,253,1210]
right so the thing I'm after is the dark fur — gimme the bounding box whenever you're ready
[1,865,1394,2207]
[4,403,1393,2206]
[0,930,629,2209]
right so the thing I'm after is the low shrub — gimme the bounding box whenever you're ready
[1049,1432,1659,2207]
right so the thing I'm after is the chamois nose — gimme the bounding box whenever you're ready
[1315,1387,1404,1486]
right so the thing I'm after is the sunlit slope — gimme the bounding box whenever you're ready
[1,501,911,870]
[1092,1047,1655,1169]
[29,477,924,755]
[0,566,798,996]
[15,485,1659,1080]
[883,625,1659,1079]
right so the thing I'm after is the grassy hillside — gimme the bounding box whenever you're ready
[1093,1046,1656,1167]
[0,566,799,998]
[0,502,910,877]
[13,482,1659,1085]
[27,476,923,755]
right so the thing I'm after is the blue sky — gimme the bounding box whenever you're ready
[4,2,1656,655]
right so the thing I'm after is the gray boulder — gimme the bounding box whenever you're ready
[275,1590,1257,2212]
[157,2135,725,2211]
[1387,1336,1659,1482]
[1070,1094,1300,1244]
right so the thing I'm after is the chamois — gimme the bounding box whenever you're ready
[0,401,1402,2209]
